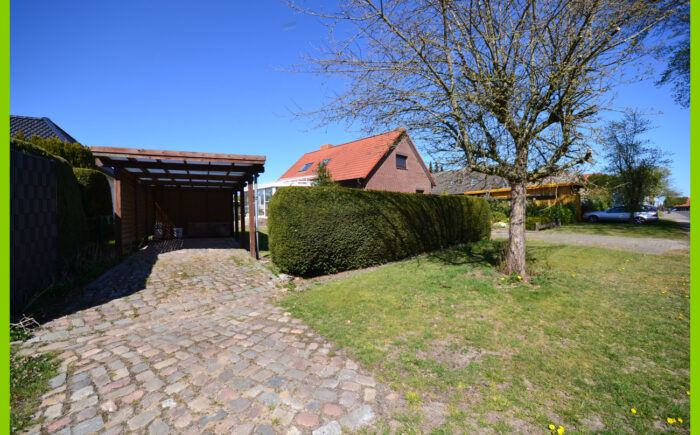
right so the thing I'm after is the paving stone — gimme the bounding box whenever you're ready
[100,400,118,412]
[47,415,71,433]
[339,405,375,430]
[70,386,94,401]
[161,398,177,409]
[48,373,66,389]
[72,416,104,435]
[296,412,319,427]
[255,424,275,435]
[258,391,280,406]
[198,409,228,427]
[26,244,395,435]
[232,422,255,435]
[148,418,170,435]
[313,421,342,435]
[128,409,160,431]
[323,403,343,416]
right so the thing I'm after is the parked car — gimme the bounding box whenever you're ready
[583,206,659,224]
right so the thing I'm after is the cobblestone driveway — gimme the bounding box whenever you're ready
[20,239,395,434]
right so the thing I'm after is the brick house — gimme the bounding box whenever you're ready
[278,129,436,193]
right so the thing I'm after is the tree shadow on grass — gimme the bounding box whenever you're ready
[427,239,506,267]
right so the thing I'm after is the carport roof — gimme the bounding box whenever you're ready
[92,146,265,189]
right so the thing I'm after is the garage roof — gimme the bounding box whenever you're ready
[92,146,265,189]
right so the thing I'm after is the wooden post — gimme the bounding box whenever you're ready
[113,168,123,256]
[248,179,257,259]
[240,188,246,246]
[233,191,239,239]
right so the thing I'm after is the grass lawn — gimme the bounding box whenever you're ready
[548,218,688,239]
[243,228,270,258]
[10,346,60,433]
[281,241,689,433]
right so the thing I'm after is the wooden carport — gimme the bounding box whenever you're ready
[92,147,266,258]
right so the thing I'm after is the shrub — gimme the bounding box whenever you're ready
[268,186,491,276]
[488,198,511,216]
[582,196,612,213]
[12,131,95,168]
[73,168,113,217]
[525,216,553,230]
[491,210,508,221]
[541,203,576,225]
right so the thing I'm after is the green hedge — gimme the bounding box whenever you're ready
[73,168,113,217]
[268,186,491,277]
[525,216,553,230]
[12,131,95,168]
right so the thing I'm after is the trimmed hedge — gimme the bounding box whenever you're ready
[73,168,113,217]
[268,186,491,277]
[13,132,95,168]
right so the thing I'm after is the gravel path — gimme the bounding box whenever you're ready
[492,230,689,255]
[19,238,398,434]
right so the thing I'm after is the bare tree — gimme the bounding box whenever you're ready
[290,0,681,277]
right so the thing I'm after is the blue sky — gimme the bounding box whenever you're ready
[10,1,689,195]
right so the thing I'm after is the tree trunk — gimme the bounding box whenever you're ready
[505,180,528,277]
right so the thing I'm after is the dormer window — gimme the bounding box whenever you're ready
[299,163,313,172]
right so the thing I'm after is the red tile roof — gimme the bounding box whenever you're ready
[279,129,435,184]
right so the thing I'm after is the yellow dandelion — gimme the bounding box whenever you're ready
[571,273,576,278]
[678,417,683,423]
[557,426,565,435]
[548,424,555,430]
[667,417,676,424]
[501,277,506,281]
[517,275,522,280]
[679,314,683,319]
[662,290,667,294]
[686,295,689,298]
[687,391,690,395]
[643,291,648,294]
[631,408,637,414]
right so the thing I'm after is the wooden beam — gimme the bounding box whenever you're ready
[233,192,239,239]
[91,146,266,165]
[97,159,264,174]
[113,168,123,256]
[240,188,246,245]
[248,180,257,259]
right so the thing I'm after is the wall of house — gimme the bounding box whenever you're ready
[364,135,433,193]
[153,188,234,237]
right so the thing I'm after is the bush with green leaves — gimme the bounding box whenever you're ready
[582,197,612,213]
[488,198,511,217]
[269,186,491,276]
[540,203,577,225]
[73,168,113,217]
[525,216,553,230]
[12,131,95,169]
[491,210,508,221]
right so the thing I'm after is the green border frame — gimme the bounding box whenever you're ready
[1,0,9,430]
[691,0,698,429]
[2,0,9,430]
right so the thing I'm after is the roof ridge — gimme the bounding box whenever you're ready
[327,128,404,149]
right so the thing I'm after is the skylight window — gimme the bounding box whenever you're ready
[299,163,313,172]
[322,158,331,165]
